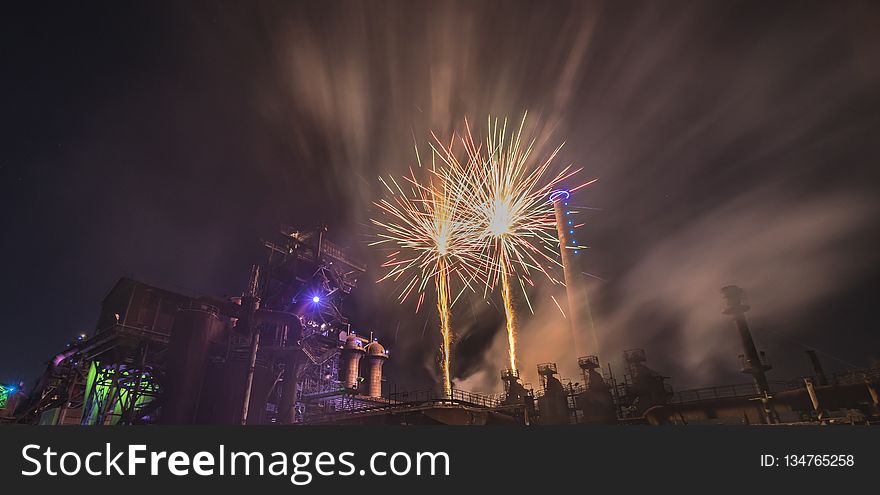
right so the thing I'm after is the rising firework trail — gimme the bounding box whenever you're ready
[436,114,594,373]
[371,146,482,397]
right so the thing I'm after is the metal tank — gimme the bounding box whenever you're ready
[196,355,272,425]
[364,339,388,397]
[161,302,227,424]
[340,334,365,390]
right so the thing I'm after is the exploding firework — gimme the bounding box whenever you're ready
[370,146,483,397]
[435,115,593,373]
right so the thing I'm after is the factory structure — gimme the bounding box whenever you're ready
[3,213,879,426]
[5,227,397,426]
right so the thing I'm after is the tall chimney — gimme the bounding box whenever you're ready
[340,334,365,390]
[550,190,599,361]
[721,285,776,423]
[364,339,388,397]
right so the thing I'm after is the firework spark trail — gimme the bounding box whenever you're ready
[436,256,453,397]
[499,258,517,371]
[550,294,567,319]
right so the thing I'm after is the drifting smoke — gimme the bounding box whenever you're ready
[182,1,880,392]
[458,188,878,393]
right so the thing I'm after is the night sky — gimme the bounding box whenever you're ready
[2,1,879,393]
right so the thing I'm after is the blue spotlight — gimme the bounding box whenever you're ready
[548,190,570,202]
[312,296,321,303]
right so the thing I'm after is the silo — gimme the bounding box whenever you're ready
[162,302,226,424]
[340,334,365,390]
[364,340,388,397]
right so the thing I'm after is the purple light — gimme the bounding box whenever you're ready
[312,296,321,303]
[549,190,570,202]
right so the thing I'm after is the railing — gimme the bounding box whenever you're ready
[91,324,172,347]
[670,368,880,404]
[389,388,503,408]
[299,387,506,423]
[776,368,880,391]
[671,383,762,404]
[178,301,220,315]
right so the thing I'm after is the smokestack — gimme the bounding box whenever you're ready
[500,368,536,424]
[364,339,388,398]
[340,334,365,390]
[550,190,599,361]
[576,355,616,423]
[721,285,776,424]
[501,369,524,403]
[536,362,570,425]
[578,355,602,387]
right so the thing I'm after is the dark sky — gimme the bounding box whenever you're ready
[2,1,879,393]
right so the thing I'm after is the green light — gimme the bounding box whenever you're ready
[81,362,159,425]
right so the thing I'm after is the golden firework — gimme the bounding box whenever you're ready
[371,145,482,397]
[435,115,590,372]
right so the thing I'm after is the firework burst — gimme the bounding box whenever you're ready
[434,114,592,373]
[370,146,483,397]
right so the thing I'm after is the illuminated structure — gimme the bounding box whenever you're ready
[15,226,394,425]
[550,189,599,361]
[0,384,14,410]
[9,229,879,426]
[340,334,365,390]
[364,340,388,398]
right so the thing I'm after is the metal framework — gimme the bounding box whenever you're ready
[80,361,160,425]
[257,227,367,423]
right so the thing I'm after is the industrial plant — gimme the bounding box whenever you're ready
[1,221,877,427]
